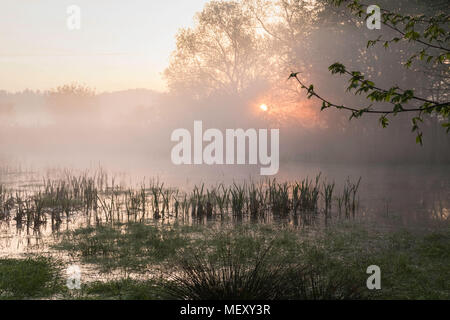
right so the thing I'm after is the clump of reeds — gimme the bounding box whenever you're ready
[248,182,265,220]
[214,184,229,218]
[164,241,362,300]
[125,189,141,221]
[151,182,165,219]
[298,174,321,212]
[268,180,290,217]
[337,177,361,218]
[230,183,246,219]
[323,181,335,220]
[97,187,120,224]
[165,244,284,300]
[0,184,14,220]
[1,167,362,229]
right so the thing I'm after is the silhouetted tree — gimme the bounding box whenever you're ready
[46,83,97,121]
[289,0,449,144]
[164,1,269,97]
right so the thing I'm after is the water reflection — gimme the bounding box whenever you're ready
[0,163,449,256]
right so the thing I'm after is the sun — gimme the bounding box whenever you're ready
[259,104,268,112]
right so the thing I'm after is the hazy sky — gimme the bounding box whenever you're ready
[0,0,209,93]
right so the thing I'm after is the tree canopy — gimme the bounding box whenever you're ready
[165,0,449,144]
[290,0,449,144]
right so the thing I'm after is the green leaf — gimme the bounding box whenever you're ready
[416,133,423,145]
[393,104,404,114]
[442,123,450,134]
[307,85,314,98]
[379,115,389,128]
[328,63,346,74]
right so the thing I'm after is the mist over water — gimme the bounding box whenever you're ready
[0,0,449,256]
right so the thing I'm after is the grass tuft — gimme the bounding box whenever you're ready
[0,257,62,299]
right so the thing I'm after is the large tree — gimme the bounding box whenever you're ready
[164,1,269,96]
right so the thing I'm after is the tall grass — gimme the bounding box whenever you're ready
[323,181,335,220]
[0,167,362,228]
[0,184,13,220]
[166,244,282,300]
[164,240,362,300]
[0,257,62,299]
[337,177,361,218]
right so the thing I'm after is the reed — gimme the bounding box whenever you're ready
[323,181,335,219]
[206,189,214,220]
[214,184,229,218]
[337,177,361,218]
[248,182,262,219]
[125,189,142,221]
[0,184,13,220]
[269,180,290,217]
[165,244,284,300]
[0,168,361,228]
[164,238,361,300]
[350,177,361,219]
[192,184,206,219]
[299,174,321,212]
[230,183,246,218]
[151,182,164,219]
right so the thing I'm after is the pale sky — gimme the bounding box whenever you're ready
[0,0,209,93]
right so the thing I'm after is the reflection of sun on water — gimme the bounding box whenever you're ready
[259,104,268,112]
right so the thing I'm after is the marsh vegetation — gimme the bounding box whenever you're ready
[0,167,362,229]
[0,165,448,300]
[0,0,449,301]
[1,219,449,300]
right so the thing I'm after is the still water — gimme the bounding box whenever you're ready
[0,161,449,257]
